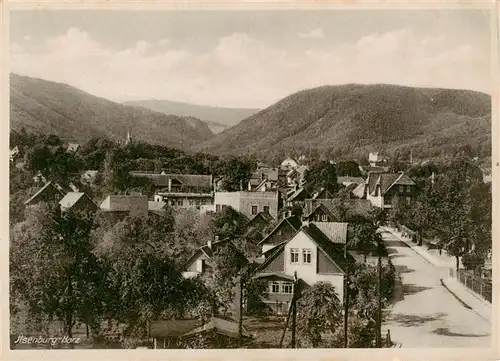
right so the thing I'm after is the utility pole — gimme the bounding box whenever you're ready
[238,273,245,345]
[343,242,349,348]
[376,238,383,348]
[279,271,299,348]
[291,271,298,348]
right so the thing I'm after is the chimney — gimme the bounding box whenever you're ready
[207,240,212,249]
[168,178,172,192]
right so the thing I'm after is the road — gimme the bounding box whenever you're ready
[380,229,491,348]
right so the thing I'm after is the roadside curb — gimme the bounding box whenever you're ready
[440,277,491,323]
[382,227,452,269]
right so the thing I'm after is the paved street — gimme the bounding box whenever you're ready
[380,229,491,348]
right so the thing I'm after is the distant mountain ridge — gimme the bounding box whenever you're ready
[195,84,491,161]
[10,74,213,147]
[124,99,260,133]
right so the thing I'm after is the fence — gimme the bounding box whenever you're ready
[449,269,492,303]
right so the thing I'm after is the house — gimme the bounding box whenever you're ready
[364,172,416,208]
[368,152,388,167]
[280,157,299,171]
[66,143,80,153]
[132,173,214,210]
[286,165,309,186]
[214,191,279,219]
[149,317,251,349]
[253,222,353,314]
[257,215,302,255]
[24,181,65,207]
[285,187,311,207]
[183,239,248,279]
[59,192,98,213]
[248,167,286,192]
[10,146,20,162]
[302,203,336,223]
[303,198,373,221]
[244,211,275,231]
[99,194,149,217]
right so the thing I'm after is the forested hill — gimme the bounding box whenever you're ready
[10,74,214,148]
[195,84,491,161]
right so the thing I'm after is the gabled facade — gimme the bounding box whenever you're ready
[59,192,98,213]
[280,157,299,171]
[258,216,302,254]
[302,203,336,223]
[253,223,353,314]
[368,152,388,167]
[183,240,248,279]
[66,143,80,153]
[245,211,275,231]
[365,172,416,208]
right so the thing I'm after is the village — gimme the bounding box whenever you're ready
[9,130,492,349]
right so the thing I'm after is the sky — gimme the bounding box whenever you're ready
[10,10,492,108]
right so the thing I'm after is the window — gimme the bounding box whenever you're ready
[270,281,280,293]
[177,200,183,206]
[189,199,194,206]
[406,185,411,193]
[303,249,312,264]
[251,205,258,215]
[399,185,404,192]
[282,282,293,294]
[321,214,328,222]
[263,205,270,213]
[216,204,221,212]
[222,205,228,211]
[290,248,299,263]
[406,197,411,206]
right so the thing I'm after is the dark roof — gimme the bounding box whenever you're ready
[245,211,274,228]
[287,187,310,202]
[24,181,64,205]
[367,172,415,196]
[149,319,201,337]
[184,240,247,269]
[130,172,212,188]
[302,224,354,272]
[257,216,302,246]
[183,317,251,339]
[304,198,373,219]
[256,223,353,274]
[364,166,388,173]
[304,203,335,219]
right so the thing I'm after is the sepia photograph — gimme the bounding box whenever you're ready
[4,2,496,357]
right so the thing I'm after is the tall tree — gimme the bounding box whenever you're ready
[10,203,106,343]
[296,282,342,347]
